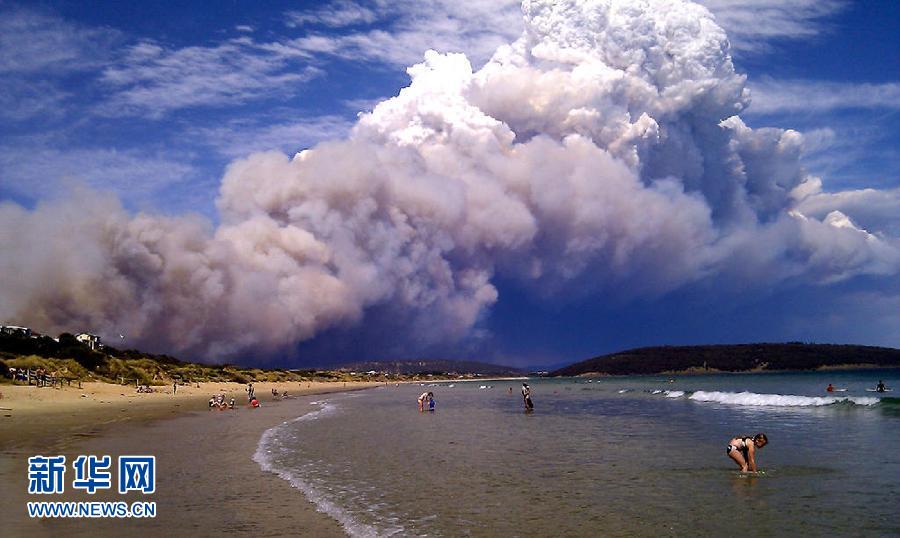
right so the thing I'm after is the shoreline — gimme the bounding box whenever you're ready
[0,380,381,536]
[566,364,900,378]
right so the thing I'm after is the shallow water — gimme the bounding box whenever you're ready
[255,370,900,537]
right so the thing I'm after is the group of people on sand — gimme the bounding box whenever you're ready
[208,384,298,410]
[272,388,291,399]
[208,393,236,410]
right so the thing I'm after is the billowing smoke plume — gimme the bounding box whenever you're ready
[2,0,898,361]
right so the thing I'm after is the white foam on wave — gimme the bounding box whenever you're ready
[664,390,685,398]
[689,391,880,407]
[253,401,398,538]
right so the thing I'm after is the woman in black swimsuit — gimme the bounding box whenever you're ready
[726,433,768,472]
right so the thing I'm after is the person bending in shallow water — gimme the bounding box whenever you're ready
[726,433,768,472]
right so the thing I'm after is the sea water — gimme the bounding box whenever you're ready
[254,370,900,537]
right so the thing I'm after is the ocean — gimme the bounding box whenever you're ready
[254,370,900,537]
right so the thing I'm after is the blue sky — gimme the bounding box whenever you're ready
[1,0,899,368]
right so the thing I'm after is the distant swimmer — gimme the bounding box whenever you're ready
[726,433,768,473]
[826,383,834,392]
[522,383,534,411]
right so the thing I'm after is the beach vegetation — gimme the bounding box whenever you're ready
[0,332,381,386]
[1,355,91,380]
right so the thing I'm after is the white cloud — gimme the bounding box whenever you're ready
[697,0,848,54]
[98,38,323,117]
[194,115,355,158]
[747,79,900,115]
[793,179,900,237]
[344,97,391,114]
[0,6,118,74]
[0,78,71,122]
[285,0,378,28]
[0,6,117,122]
[282,0,524,68]
[279,0,850,68]
[0,145,195,208]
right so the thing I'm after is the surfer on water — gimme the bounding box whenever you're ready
[876,380,887,393]
[726,433,767,472]
[522,383,534,411]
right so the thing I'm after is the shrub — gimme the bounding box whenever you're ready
[3,355,91,379]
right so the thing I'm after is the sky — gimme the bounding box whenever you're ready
[1,0,899,369]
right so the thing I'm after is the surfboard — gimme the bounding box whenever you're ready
[866,388,893,392]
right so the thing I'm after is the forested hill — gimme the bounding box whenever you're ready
[551,343,900,377]
[338,359,524,376]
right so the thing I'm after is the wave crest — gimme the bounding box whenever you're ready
[688,390,880,407]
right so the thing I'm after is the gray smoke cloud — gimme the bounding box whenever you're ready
[2,0,898,361]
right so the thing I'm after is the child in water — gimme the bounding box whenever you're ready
[726,433,768,472]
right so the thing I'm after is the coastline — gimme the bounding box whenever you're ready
[567,364,900,378]
[0,380,381,536]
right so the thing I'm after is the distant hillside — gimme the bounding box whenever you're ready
[338,359,524,377]
[551,343,900,377]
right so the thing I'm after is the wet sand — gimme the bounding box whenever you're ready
[0,381,381,537]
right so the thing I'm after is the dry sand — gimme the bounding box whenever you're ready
[0,380,382,537]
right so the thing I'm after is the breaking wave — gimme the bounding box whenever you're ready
[253,401,397,538]
[687,391,880,407]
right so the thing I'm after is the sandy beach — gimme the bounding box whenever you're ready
[0,380,381,537]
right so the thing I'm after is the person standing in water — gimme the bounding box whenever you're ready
[418,391,429,412]
[726,433,768,472]
[522,383,534,411]
[876,380,887,392]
